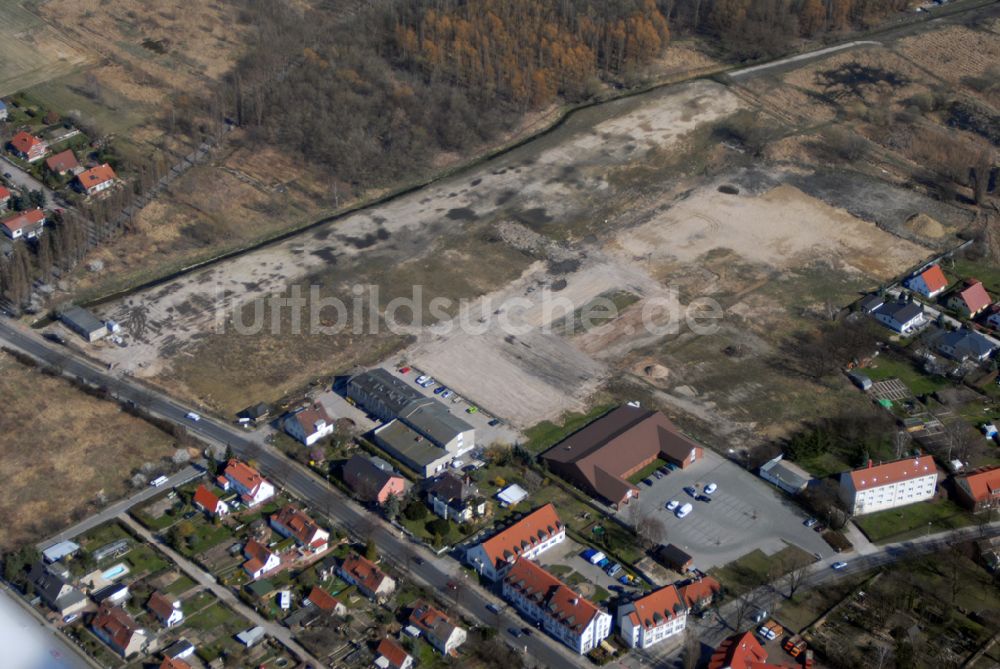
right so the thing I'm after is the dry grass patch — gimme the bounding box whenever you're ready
[0,352,176,548]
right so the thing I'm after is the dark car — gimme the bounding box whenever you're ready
[696,494,712,503]
[446,580,459,590]
[509,628,525,638]
[684,486,697,497]
[522,627,533,636]
[488,418,502,426]
[813,524,827,533]
[643,478,654,486]
[658,467,670,475]
[43,332,67,345]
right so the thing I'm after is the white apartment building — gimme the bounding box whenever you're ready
[840,456,937,515]
[618,584,687,649]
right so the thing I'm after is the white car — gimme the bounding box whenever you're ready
[703,482,718,494]
[676,503,693,519]
[415,375,429,385]
[666,500,680,511]
[185,412,201,422]
[757,626,777,640]
[831,561,848,570]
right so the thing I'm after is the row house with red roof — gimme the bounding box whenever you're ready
[839,456,937,515]
[501,558,612,654]
[9,131,49,162]
[464,503,565,581]
[218,459,275,507]
[955,465,1000,513]
[269,504,330,553]
[618,583,687,649]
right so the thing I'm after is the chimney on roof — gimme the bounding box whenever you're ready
[868,459,873,469]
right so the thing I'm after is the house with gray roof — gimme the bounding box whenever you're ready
[934,328,997,362]
[873,300,925,334]
[28,562,88,617]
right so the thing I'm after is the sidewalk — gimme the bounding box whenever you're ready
[842,521,878,556]
[118,513,323,667]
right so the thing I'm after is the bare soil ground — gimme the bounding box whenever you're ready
[0,352,175,547]
[0,3,92,97]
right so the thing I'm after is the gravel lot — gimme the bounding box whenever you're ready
[619,450,832,570]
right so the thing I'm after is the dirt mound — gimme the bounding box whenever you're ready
[634,360,670,380]
[904,213,946,239]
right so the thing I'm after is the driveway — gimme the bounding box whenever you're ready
[619,450,831,570]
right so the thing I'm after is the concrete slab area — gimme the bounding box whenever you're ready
[618,450,832,570]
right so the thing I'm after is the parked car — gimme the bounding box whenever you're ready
[416,375,429,384]
[466,405,478,414]
[606,563,622,577]
[522,627,533,635]
[509,628,525,638]
[43,332,67,345]
[703,482,718,494]
[597,558,610,568]
[653,471,663,479]
[488,418,501,426]
[696,494,712,503]
[676,503,693,519]
[804,518,818,527]
[683,486,697,497]
[441,390,453,399]
[62,613,79,624]
[486,603,502,614]
[446,581,459,590]
[666,500,680,511]
[643,478,654,486]
[398,366,411,374]
[831,561,848,570]
[658,466,670,475]
[813,524,827,533]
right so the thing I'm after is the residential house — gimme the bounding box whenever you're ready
[342,453,406,504]
[92,582,130,606]
[408,600,467,655]
[147,591,184,628]
[45,149,80,176]
[652,544,694,573]
[839,456,937,515]
[338,553,396,600]
[76,163,117,196]
[873,300,925,334]
[677,576,722,614]
[284,403,334,446]
[9,131,49,162]
[306,586,346,616]
[219,459,275,507]
[947,279,992,318]
[0,185,10,209]
[955,466,1000,512]
[708,631,789,669]
[618,584,687,649]
[193,484,230,518]
[464,503,565,581]
[375,638,413,669]
[162,638,196,660]
[501,558,612,654]
[270,505,329,553]
[2,208,45,240]
[541,405,703,508]
[425,472,486,523]
[904,264,949,298]
[27,562,87,618]
[242,539,281,580]
[92,603,147,658]
[984,304,1000,331]
[160,658,193,669]
[935,328,996,362]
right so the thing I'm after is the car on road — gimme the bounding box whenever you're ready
[831,561,848,570]
[683,486,697,497]
[412,557,424,565]
[150,475,169,487]
[185,412,201,421]
[509,628,525,638]
[446,580,459,590]
[703,482,718,494]
[804,517,818,527]
[486,603,502,614]
[676,503,693,519]
[522,627,533,636]
[666,500,679,511]
[43,332,67,345]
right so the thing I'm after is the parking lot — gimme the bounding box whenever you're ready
[618,450,832,570]
[537,537,629,598]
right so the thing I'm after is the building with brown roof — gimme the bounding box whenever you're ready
[243,539,281,580]
[677,576,722,613]
[541,405,702,508]
[92,603,147,658]
[338,553,396,600]
[955,466,1000,512]
[464,503,565,581]
[284,403,334,446]
[147,591,183,627]
[618,584,687,649]
[306,586,346,615]
[501,558,611,654]
[2,208,45,240]
[0,185,10,209]
[270,505,329,553]
[219,459,275,507]
[45,149,80,176]
[375,637,413,669]
[839,456,937,515]
[425,471,486,522]
[408,600,467,655]
[160,658,193,669]
[9,131,49,162]
[76,163,117,196]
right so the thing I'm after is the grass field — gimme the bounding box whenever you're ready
[522,404,615,455]
[0,353,177,547]
[853,498,975,544]
[710,544,815,596]
[0,4,90,97]
[864,354,949,397]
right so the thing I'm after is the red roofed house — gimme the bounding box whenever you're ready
[708,631,788,669]
[375,637,413,669]
[618,584,687,649]
[92,603,148,658]
[242,539,281,580]
[501,558,611,654]
[192,484,229,518]
[409,599,467,655]
[306,586,346,616]
[2,208,45,240]
[269,505,330,553]
[338,553,396,600]
[905,264,949,299]
[464,503,565,581]
[219,459,275,507]
[947,279,992,318]
[0,185,10,209]
[284,403,334,446]
[45,149,80,176]
[542,405,703,508]
[160,658,193,669]
[677,576,722,614]
[147,591,184,628]
[955,466,1000,513]
[840,456,937,516]
[76,163,118,196]
[9,131,49,162]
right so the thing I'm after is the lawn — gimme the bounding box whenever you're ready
[792,451,854,479]
[853,498,975,544]
[627,458,669,485]
[949,257,1000,298]
[710,544,815,596]
[864,354,949,397]
[125,545,170,577]
[522,404,615,455]
[163,573,197,596]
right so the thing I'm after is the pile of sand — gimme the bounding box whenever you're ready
[634,360,670,380]
[904,213,946,239]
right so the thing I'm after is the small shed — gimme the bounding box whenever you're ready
[235,626,266,647]
[759,454,811,495]
[42,541,80,564]
[497,484,528,507]
[653,544,694,572]
[58,305,106,342]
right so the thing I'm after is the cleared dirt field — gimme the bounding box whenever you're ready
[0,352,176,548]
[0,3,91,97]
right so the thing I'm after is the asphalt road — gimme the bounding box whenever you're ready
[0,155,58,207]
[0,319,580,669]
